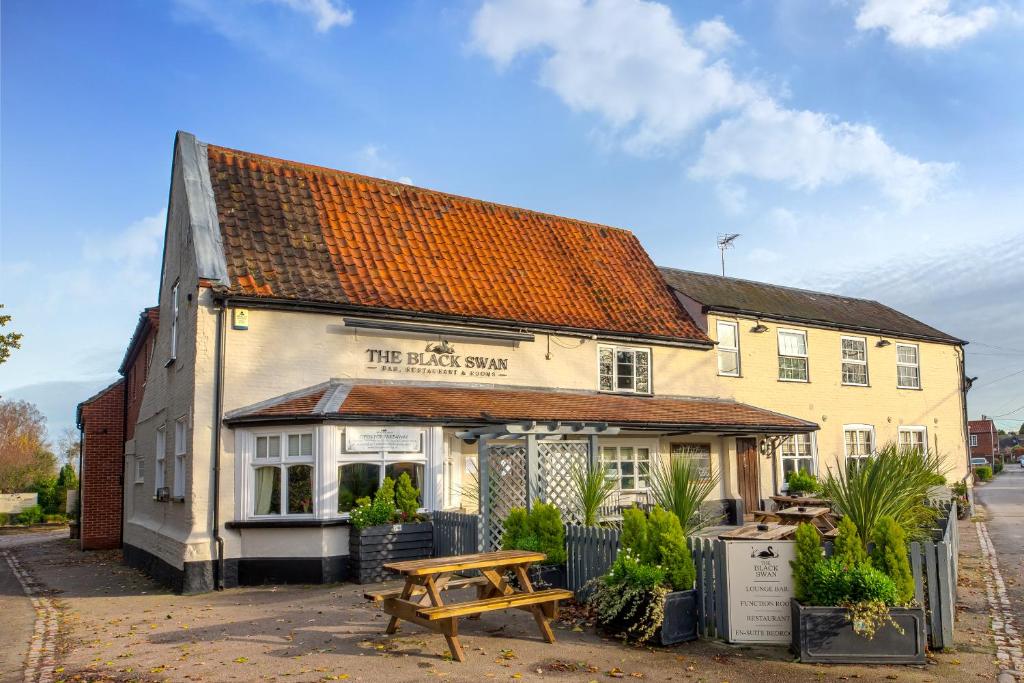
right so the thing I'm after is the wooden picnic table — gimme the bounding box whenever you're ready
[364,550,573,663]
[774,505,836,535]
[770,494,830,508]
[718,523,798,540]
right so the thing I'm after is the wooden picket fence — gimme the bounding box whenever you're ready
[432,510,483,558]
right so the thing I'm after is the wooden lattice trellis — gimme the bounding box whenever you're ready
[484,443,527,550]
[538,441,589,525]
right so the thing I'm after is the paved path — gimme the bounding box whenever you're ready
[975,468,1024,678]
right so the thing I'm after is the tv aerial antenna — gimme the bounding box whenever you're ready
[717,233,741,276]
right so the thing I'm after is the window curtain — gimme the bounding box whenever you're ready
[779,331,805,356]
[254,466,278,515]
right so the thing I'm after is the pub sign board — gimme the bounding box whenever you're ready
[345,426,423,453]
[724,540,796,643]
[364,341,510,378]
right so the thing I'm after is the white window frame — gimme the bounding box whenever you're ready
[840,336,869,386]
[334,431,428,517]
[898,426,928,454]
[969,434,978,448]
[169,281,179,363]
[248,429,317,518]
[154,427,166,494]
[173,417,188,498]
[597,344,652,394]
[777,329,809,382]
[780,433,817,486]
[600,442,656,491]
[716,320,740,377]
[896,343,921,389]
[843,424,875,468]
[134,455,145,484]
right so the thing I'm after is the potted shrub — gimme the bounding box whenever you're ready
[785,469,818,497]
[502,501,568,589]
[950,481,970,519]
[790,516,925,664]
[587,506,698,646]
[348,474,432,584]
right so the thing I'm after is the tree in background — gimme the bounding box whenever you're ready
[0,400,58,493]
[57,426,81,471]
[0,304,22,365]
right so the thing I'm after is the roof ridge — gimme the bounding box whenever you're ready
[658,266,882,305]
[204,141,635,237]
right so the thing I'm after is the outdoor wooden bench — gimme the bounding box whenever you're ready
[367,549,573,662]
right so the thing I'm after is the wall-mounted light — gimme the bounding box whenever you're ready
[876,339,891,347]
[751,321,769,333]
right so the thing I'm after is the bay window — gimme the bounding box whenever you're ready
[778,329,808,381]
[251,431,315,517]
[598,345,651,393]
[337,430,426,514]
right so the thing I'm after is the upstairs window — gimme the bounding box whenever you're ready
[598,345,651,393]
[155,427,166,494]
[896,343,920,389]
[781,434,815,480]
[969,434,978,447]
[173,417,188,498]
[841,336,868,386]
[777,329,809,381]
[169,281,179,363]
[716,321,740,377]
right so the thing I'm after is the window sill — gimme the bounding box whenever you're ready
[226,518,351,529]
[598,390,654,397]
[777,378,810,383]
[171,496,186,503]
[717,373,742,378]
[841,383,871,388]
[897,385,923,391]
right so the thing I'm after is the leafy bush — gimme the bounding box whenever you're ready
[792,523,823,602]
[833,516,868,567]
[501,501,566,566]
[993,461,1003,475]
[621,507,647,555]
[646,506,695,591]
[16,505,43,525]
[975,465,993,481]
[871,516,914,604]
[32,477,61,515]
[0,512,9,526]
[44,513,67,524]
[395,472,420,521]
[570,463,615,527]
[820,441,945,544]
[786,469,818,495]
[805,559,900,607]
[650,451,720,535]
[586,548,669,644]
[349,476,397,530]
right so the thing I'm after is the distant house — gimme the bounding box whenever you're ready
[968,417,998,465]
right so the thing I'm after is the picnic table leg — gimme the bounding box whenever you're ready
[513,565,556,644]
[443,618,465,663]
[385,579,417,634]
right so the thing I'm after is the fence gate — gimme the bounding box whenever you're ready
[484,443,528,550]
[538,440,589,525]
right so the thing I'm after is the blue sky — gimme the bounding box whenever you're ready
[1,0,1022,441]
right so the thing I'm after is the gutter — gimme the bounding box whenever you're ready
[213,294,715,350]
[211,303,227,590]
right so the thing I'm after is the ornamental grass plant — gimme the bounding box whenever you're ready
[569,462,616,527]
[650,451,720,535]
[819,441,945,545]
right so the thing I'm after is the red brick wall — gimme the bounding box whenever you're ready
[968,420,997,461]
[80,381,126,550]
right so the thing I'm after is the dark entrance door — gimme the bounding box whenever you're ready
[736,438,760,517]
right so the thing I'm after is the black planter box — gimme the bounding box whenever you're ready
[349,521,432,584]
[658,589,699,646]
[791,600,926,664]
[510,563,568,590]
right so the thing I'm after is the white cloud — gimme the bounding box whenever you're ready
[691,17,740,53]
[714,182,748,215]
[470,0,951,207]
[690,99,955,209]
[272,0,353,32]
[855,0,998,48]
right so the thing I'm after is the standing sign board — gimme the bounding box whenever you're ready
[724,540,795,643]
[345,426,423,452]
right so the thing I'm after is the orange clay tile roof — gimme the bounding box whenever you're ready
[225,382,817,433]
[205,144,709,343]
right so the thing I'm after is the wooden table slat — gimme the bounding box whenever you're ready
[385,550,546,575]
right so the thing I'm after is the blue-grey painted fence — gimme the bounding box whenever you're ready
[432,510,483,557]
[435,505,959,648]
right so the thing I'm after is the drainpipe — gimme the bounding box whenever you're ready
[211,303,227,590]
[956,345,973,512]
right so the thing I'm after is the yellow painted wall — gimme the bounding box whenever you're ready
[704,312,969,498]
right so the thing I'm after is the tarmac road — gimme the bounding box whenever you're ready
[975,467,1024,638]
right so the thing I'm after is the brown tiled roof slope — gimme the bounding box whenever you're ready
[660,268,963,344]
[226,382,816,433]
[205,143,708,343]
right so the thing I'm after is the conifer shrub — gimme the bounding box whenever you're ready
[791,522,823,602]
[647,506,695,591]
[620,506,647,555]
[833,515,868,567]
[786,469,818,495]
[395,472,420,521]
[871,516,915,604]
[501,502,566,566]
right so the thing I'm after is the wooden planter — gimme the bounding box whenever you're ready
[791,600,926,664]
[350,521,432,584]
